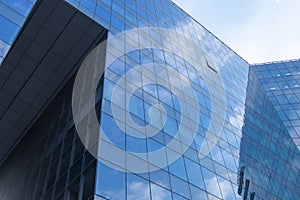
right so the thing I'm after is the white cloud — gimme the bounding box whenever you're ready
[127,181,150,200]
[126,181,170,200]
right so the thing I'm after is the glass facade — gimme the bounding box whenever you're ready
[251,60,300,150]
[27,80,98,200]
[0,0,36,63]
[0,0,299,200]
[7,78,99,200]
[67,0,250,199]
[240,68,300,199]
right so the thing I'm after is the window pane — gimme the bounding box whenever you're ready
[0,16,19,44]
[169,156,187,181]
[2,0,33,16]
[185,158,205,189]
[0,40,10,57]
[151,183,172,200]
[149,169,171,190]
[95,162,126,200]
[127,173,150,200]
[170,174,191,199]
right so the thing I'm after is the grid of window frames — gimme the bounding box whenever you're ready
[23,77,103,200]
[0,0,36,64]
[0,0,298,199]
[66,0,251,199]
[240,69,300,199]
[251,60,300,150]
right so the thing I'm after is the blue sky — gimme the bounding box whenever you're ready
[173,0,300,64]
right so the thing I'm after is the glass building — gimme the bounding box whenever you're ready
[251,60,300,150]
[240,66,300,199]
[0,0,299,200]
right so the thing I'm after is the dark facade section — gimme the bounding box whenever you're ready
[0,0,107,165]
[0,72,106,200]
[0,0,108,199]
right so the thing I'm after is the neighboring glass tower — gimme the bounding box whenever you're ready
[0,0,299,200]
[240,67,300,199]
[251,60,300,150]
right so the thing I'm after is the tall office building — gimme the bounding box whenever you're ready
[240,64,300,199]
[251,60,300,149]
[0,0,299,200]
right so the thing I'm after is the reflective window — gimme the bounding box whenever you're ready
[169,156,187,181]
[150,183,172,200]
[149,169,171,190]
[202,167,222,198]
[190,184,208,200]
[127,173,150,200]
[0,16,19,44]
[170,174,191,199]
[96,163,126,200]
[185,157,205,189]
[0,40,10,57]
[2,0,33,16]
